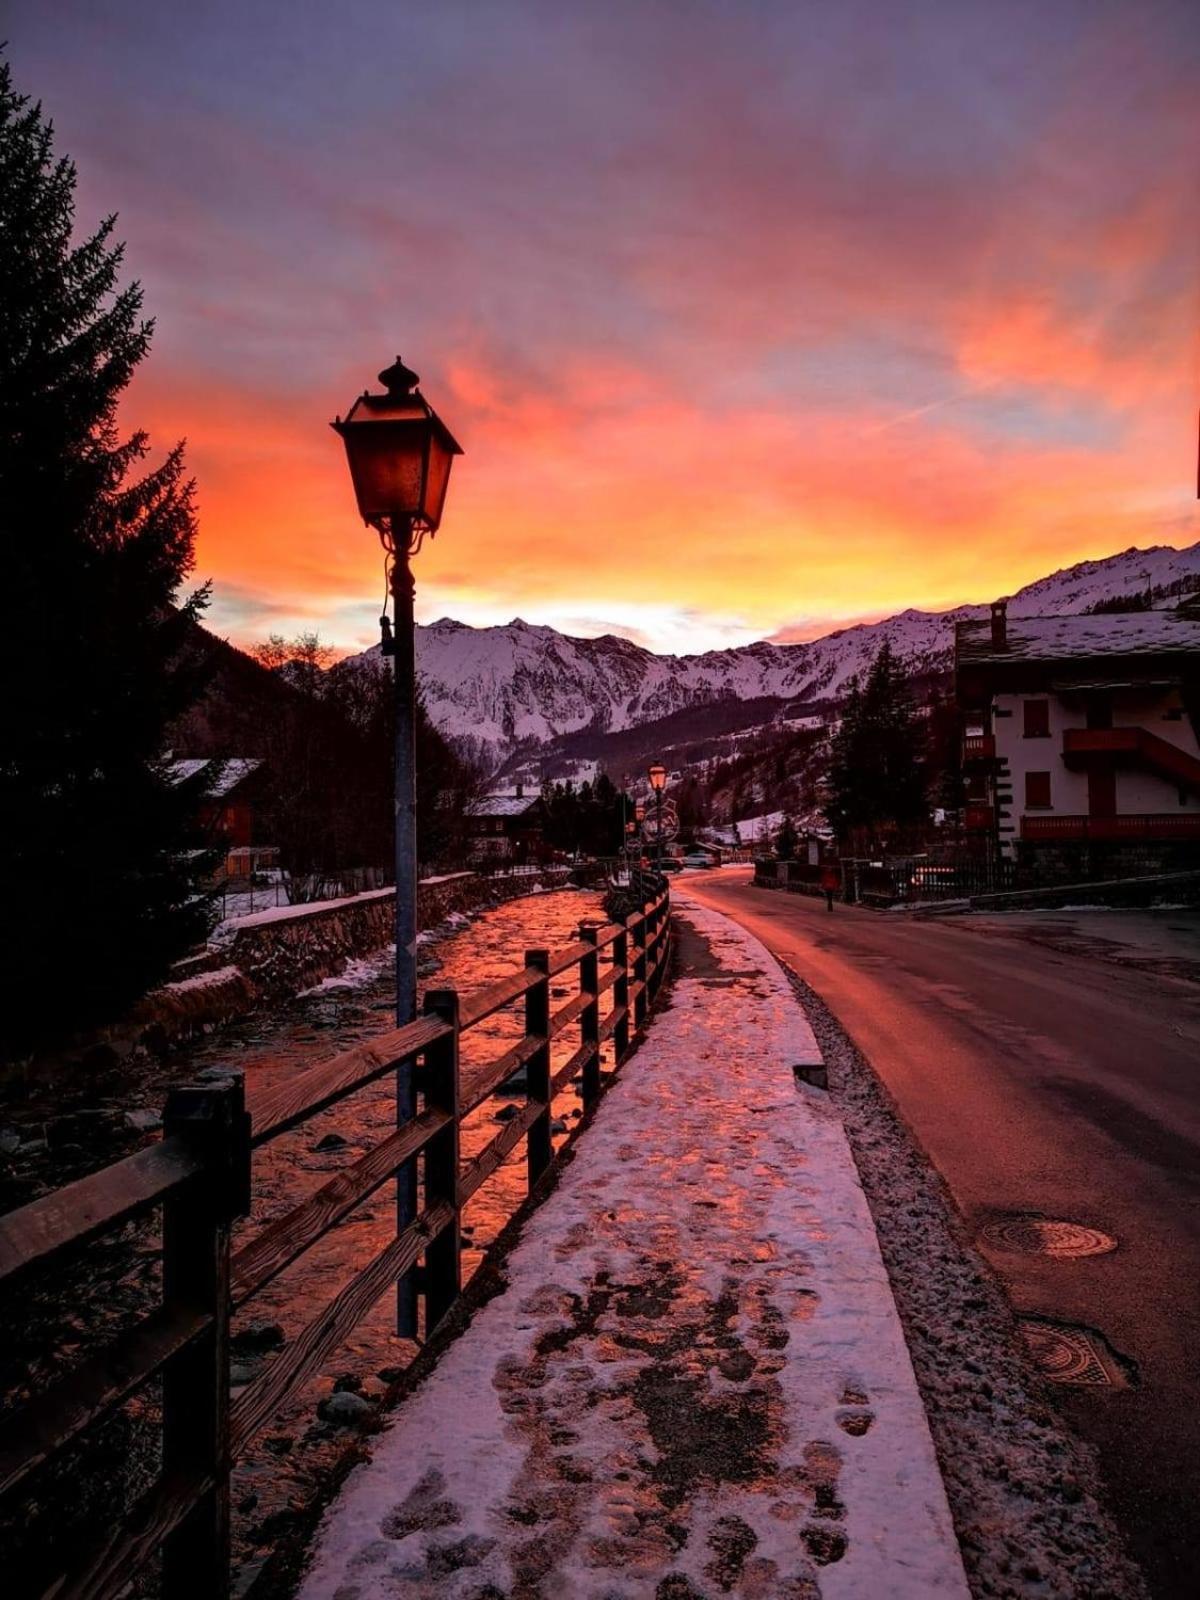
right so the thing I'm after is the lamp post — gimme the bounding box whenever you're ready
[333,356,462,1336]
[648,762,667,869]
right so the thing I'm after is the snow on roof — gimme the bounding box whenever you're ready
[465,792,541,818]
[167,757,262,796]
[957,611,1200,665]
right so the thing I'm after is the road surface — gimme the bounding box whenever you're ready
[681,869,1200,1600]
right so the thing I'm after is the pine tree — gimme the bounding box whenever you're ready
[0,57,214,1053]
[825,640,927,848]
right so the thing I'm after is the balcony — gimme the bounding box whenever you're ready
[1021,813,1200,842]
[962,733,996,762]
[1062,726,1200,790]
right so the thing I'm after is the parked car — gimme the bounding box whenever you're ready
[682,852,715,869]
[658,856,684,873]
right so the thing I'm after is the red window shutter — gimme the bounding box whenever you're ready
[1025,771,1052,809]
[1023,700,1050,738]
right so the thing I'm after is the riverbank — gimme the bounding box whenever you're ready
[0,866,574,1119]
[1,885,615,1597]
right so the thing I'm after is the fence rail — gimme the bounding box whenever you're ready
[0,881,673,1600]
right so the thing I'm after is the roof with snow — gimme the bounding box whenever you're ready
[465,792,542,818]
[956,611,1200,667]
[167,757,262,797]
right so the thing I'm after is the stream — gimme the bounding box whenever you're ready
[4,882,613,1591]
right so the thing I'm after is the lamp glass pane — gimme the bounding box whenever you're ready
[343,420,429,521]
[422,435,455,531]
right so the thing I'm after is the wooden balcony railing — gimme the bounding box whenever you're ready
[962,733,996,761]
[1061,726,1200,790]
[0,882,673,1600]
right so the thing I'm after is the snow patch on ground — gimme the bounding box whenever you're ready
[734,810,787,844]
[215,887,393,937]
[158,963,242,995]
[296,951,393,997]
[295,892,967,1599]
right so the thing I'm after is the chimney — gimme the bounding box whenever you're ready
[515,781,524,799]
[990,598,1009,651]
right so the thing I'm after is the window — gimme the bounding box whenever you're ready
[1025,771,1052,810]
[1023,699,1050,738]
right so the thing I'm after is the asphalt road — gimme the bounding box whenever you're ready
[680,869,1200,1600]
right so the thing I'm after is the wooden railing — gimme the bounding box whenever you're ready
[962,732,996,761]
[0,882,672,1600]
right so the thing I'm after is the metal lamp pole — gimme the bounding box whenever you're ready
[648,762,667,872]
[332,356,462,1342]
[390,535,418,1031]
[391,532,419,1338]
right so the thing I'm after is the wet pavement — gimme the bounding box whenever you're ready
[683,870,1200,1600]
[295,895,966,1600]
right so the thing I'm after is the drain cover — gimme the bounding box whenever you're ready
[1019,1320,1119,1387]
[980,1216,1117,1259]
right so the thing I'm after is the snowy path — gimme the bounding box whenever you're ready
[295,891,968,1600]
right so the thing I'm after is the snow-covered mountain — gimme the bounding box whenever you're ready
[376,542,1200,766]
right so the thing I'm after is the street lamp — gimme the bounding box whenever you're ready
[333,355,463,1336]
[648,763,667,868]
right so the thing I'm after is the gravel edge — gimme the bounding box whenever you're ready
[776,959,1149,1600]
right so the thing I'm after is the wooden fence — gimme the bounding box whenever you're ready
[0,882,672,1599]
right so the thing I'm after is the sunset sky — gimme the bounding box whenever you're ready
[10,0,1199,655]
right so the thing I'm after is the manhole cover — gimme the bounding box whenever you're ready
[980,1216,1116,1259]
[1019,1320,1118,1387]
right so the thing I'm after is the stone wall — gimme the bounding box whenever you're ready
[129,869,572,1047]
[1015,839,1200,887]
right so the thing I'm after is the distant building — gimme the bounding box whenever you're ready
[465,786,545,859]
[956,603,1200,871]
[167,757,275,878]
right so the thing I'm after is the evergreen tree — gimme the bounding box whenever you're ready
[774,813,799,859]
[0,58,214,1053]
[824,640,927,847]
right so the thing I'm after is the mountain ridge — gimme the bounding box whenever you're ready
[354,541,1200,768]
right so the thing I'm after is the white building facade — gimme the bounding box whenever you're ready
[957,605,1200,864]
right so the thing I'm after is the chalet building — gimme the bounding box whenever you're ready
[167,757,277,879]
[956,603,1200,875]
[465,787,545,860]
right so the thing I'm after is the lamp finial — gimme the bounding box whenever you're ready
[379,356,420,396]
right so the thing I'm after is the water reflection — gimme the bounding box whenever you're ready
[177,885,612,1559]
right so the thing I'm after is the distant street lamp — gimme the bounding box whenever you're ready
[648,762,667,867]
[333,356,463,1336]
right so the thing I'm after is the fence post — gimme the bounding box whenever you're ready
[578,923,601,1107]
[161,1071,250,1600]
[632,908,649,1031]
[612,925,630,1062]
[422,989,461,1334]
[524,949,552,1187]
